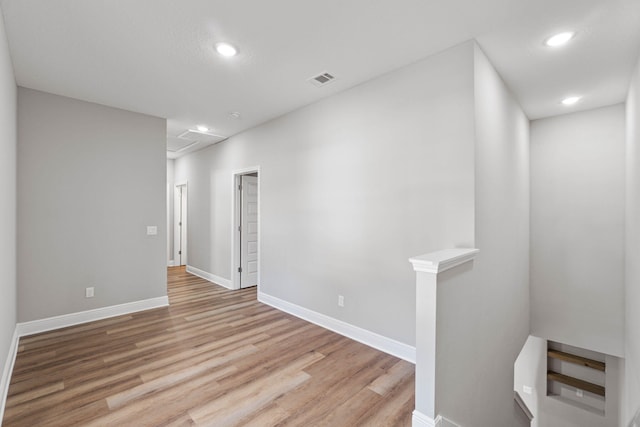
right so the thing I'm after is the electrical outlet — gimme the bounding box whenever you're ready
[147,226,158,235]
[523,385,532,395]
[85,287,94,298]
[338,295,344,307]
[576,389,583,398]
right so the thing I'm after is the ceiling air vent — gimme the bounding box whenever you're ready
[308,72,336,87]
[178,129,226,144]
[167,137,199,153]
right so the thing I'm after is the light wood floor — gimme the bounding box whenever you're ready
[3,267,414,426]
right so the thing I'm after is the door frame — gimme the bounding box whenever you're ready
[231,166,260,290]
[174,181,188,266]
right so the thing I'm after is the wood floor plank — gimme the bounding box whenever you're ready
[358,373,416,426]
[108,363,237,410]
[274,342,394,425]
[6,369,141,417]
[317,387,383,427]
[368,359,415,396]
[85,366,233,427]
[5,381,64,406]
[36,399,110,427]
[137,344,253,384]
[188,351,324,426]
[3,266,414,426]
[237,403,291,427]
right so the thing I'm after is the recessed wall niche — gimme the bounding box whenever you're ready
[546,341,606,415]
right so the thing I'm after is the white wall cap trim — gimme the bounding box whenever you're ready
[186,265,233,290]
[409,248,479,274]
[259,291,415,363]
[16,296,169,337]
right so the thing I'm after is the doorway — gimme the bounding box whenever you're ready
[232,168,260,289]
[174,182,187,266]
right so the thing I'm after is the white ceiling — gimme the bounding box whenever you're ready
[2,0,639,158]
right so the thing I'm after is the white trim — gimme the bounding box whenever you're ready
[413,410,437,427]
[436,416,460,427]
[231,166,261,291]
[15,296,169,337]
[412,412,460,427]
[231,173,240,290]
[0,328,19,423]
[174,181,188,266]
[258,291,415,363]
[167,259,175,267]
[187,265,233,290]
[409,248,479,274]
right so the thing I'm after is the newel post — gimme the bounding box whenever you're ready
[409,248,479,427]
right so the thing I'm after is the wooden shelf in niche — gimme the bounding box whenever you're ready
[547,350,605,372]
[546,341,607,415]
[547,371,605,397]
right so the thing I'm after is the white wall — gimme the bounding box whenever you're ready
[530,104,626,358]
[0,2,17,413]
[431,45,530,427]
[17,88,167,321]
[167,158,174,265]
[625,52,640,425]
[175,41,477,347]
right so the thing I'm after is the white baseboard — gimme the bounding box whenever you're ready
[413,410,437,427]
[412,411,459,427]
[258,291,415,363]
[186,265,233,290]
[167,259,175,267]
[15,296,169,337]
[437,416,460,427]
[0,328,19,424]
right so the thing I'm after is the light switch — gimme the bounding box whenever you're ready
[147,226,158,235]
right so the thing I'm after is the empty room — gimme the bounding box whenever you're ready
[1,1,640,426]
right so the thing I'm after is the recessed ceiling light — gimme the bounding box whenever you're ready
[561,96,581,106]
[196,125,209,132]
[216,42,238,57]
[545,31,575,47]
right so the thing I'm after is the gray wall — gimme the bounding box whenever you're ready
[433,45,530,427]
[175,41,477,347]
[17,88,167,322]
[530,104,625,358]
[0,4,17,391]
[625,52,640,425]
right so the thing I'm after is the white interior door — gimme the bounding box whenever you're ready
[240,175,258,288]
[174,184,187,266]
